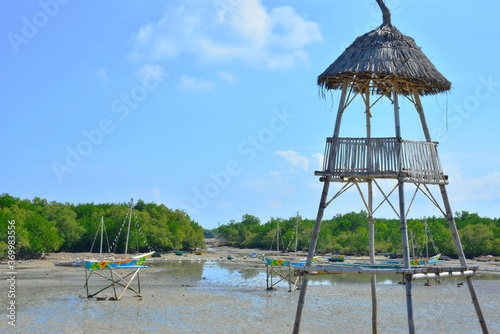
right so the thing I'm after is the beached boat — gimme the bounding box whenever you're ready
[474,255,493,262]
[84,251,155,270]
[84,206,155,268]
[54,260,84,267]
[410,254,442,266]
[83,199,155,300]
[266,256,319,267]
[175,250,184,256]
[327,254,345,262]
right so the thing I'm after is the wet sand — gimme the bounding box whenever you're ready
[1,247,500,333]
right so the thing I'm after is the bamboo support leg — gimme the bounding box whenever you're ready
[294,79,346,332]
[440,185,489,334]
[398,181,415,334]
[368,180,378,334]
[393,83,415,334]
[138,271,141,294]
[293,180,331,334]
[270,265,273,289]
[266,264,269,290]
[371,274,377,333]
[110,269,118,300]
[85,267,90,297]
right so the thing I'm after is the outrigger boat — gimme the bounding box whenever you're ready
[266,256,319,267]
[327,254,345,262]
[84,251,155,270]
[54,260,84,267]
[410,254,442,266]
[83,199,154,300]
[473,255,493,262]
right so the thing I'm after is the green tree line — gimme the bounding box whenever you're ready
[0,193,204,258]
[217,211,500,258]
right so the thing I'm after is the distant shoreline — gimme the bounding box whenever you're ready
[7,245,499,276]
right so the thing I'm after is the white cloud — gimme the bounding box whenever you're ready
[135,63,166,82]
[220,199,234,209]
[92,68,109,83]
[447,172,500,203]
[129,0,322,69]
[312,153,324,171]
[217,70,239,83]
[275,150,309,172]
[270,171,279,176]
[153,187,161,200]
[180,75,215,91]
[268,200,282,209]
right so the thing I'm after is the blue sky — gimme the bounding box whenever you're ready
[2,0,499,229]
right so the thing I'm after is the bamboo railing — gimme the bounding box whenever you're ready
[316,137,448,184]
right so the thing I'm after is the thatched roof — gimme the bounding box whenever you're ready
[318,1,451,96]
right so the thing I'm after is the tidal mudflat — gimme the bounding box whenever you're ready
[1,255,500,333]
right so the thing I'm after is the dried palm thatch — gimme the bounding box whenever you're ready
[318,0,451,96]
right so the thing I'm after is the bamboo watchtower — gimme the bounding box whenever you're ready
[292,1,489,333]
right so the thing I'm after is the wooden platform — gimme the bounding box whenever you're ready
[316,137,448,185]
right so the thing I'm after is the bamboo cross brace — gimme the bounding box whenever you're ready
[268,266,293,289]
[372,180,400,218]
[291,275,302,292]
[86,270,116,298]
[354,181,374,218]
[343,81,362,110]
[355,80,372,110]
[117,269,141,300]
[324,181,355,208]
[110,269,142,296]
[371,80,394,105]
[86,268,142,298]
[405,183,422,218]
[343,81,355,110]
[419,184,447,217]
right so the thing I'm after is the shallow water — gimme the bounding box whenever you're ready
[1,261,499,333]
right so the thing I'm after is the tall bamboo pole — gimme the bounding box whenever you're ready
[394,83,415,334]
[293,79,349,334]
[413,87,488,333]
[99,216,104,259]
[277,220,280,254]
[124,198,133,256]
[85,267,90,297]
[412,88,431,143]
[295,211,299,257]
[439,186,489,334]
[365,83,377,334]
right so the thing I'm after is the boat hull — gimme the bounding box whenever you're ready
[266,257,319,267]
[84,251,155,270]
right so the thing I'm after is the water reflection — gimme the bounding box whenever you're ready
[151,261,204,281]
[151,261,500,288]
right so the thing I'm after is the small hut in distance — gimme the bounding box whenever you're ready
[292,1,489,334]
